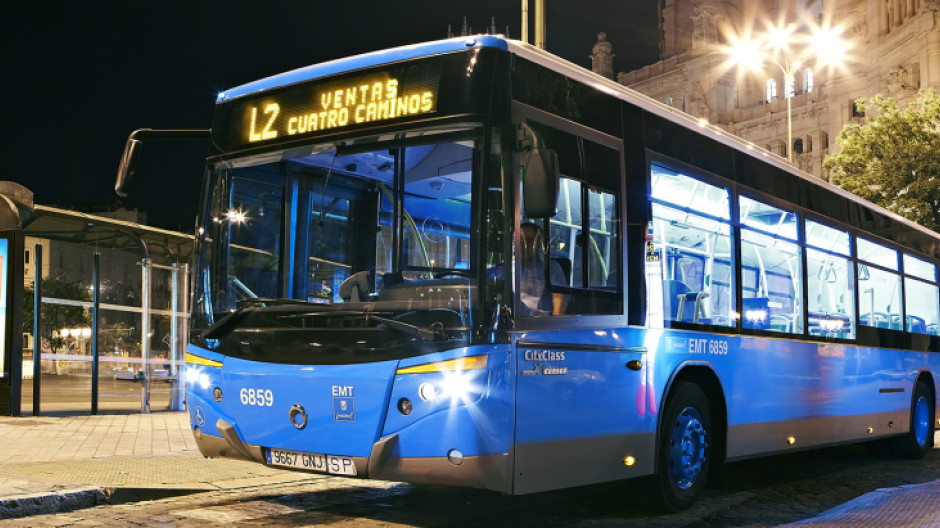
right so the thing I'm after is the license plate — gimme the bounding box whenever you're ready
[265,447,357,476]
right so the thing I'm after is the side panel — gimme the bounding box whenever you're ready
[650,329,920,461]
[512,328,655,494]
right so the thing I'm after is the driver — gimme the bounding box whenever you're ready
[519,222,568,316]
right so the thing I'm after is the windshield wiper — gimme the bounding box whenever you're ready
[365,314,441,341]
[204,298,313,339]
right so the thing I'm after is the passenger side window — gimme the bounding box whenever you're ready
[805,220,855,339]
[651,164,735,327]
[739,196,802,333]
[903,254,939,335]
[856,237,902,331]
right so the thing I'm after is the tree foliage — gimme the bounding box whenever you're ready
[824,90,940,232]
[23,277,92,352]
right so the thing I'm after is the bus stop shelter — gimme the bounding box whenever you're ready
[0,183,193,415]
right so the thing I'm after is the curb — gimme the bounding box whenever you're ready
[0,487,112,520]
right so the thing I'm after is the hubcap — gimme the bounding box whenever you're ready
[914,396,930,447]
[668,407,708,490]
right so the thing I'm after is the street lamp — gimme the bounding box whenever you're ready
[728,21,848,163]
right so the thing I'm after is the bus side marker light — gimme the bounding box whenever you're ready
[867,427,873,434]
[786,436,796,445]
[213,388,223,402]
[626,360,642,371]
[447,449,464,465]
[623,456,636,466]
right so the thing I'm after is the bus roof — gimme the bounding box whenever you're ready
[218,34,940,246]
[505,39,940,247]
[217,35,508,102]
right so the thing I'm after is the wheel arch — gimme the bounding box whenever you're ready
[657,362,728,467]
[915,369,936,443]
[915,369,936,403]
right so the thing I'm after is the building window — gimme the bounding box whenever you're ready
[786,75,795,98]
[821,132,829,149]
[851,99,865,118]
[794,138,804,155]
[802,68,814,94]
[805,136,813,153]
[666,96,674,107]
[766,79,777,102]
[25,250,30,265]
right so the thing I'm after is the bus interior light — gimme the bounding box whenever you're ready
[787,436,796,445]
[623,456,636,466]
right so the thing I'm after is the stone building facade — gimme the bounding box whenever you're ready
[592,0,940,179]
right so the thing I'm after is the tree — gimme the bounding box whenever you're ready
[824,90,940,232]
[23,277,93,353]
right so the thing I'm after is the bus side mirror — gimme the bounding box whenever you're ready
[114,128,211,197]
[522,147,559,218]
[115,138,143,197]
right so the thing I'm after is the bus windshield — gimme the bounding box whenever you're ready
[194,132,481,363]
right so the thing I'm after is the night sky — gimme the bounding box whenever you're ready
[3,1,658,231]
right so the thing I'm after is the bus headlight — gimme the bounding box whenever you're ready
[185,353,222,393]
[397,355,487,406]
[418,382,438,401]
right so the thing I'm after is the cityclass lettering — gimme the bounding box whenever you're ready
[524,350,566,362]
[688,338,729,356]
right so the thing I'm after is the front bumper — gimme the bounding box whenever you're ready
[193,418,509,493]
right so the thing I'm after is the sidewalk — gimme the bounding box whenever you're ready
[0,412,326,519]
[1,412,939,525]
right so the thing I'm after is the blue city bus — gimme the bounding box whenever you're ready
[174,35,939,509]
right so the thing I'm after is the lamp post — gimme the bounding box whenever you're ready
[729,22,847,164]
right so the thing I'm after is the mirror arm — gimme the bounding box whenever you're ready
[115,128,210,197]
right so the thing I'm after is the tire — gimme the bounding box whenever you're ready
[892,381,934,459]
[653,381,713,511]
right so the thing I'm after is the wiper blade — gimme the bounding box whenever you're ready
[366,314,441,341]
[204,298,315,339]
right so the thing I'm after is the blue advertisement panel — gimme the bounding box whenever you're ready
[0,237,7,378]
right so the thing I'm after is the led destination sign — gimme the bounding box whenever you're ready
[234,64,441,147]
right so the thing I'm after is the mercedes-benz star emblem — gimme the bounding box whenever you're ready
[289,404,307,430]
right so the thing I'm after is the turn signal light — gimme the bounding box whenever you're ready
[396,355,487,374]
[185,352,222,368]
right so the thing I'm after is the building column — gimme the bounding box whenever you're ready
[927,26,940,87]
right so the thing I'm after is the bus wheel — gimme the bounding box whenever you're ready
[654,381,712,511]
[893,381,934,459]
